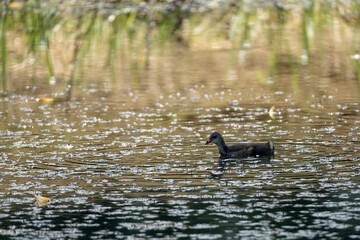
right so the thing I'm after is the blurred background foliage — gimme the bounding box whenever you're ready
[0,0,360,91]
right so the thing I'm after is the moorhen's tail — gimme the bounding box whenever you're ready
[268,139,275,156]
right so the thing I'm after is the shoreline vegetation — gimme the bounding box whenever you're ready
[0,0,359,92]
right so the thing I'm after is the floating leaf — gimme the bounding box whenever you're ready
[38,97,54,104]
[34,194,50,206]
[268,106,276,119]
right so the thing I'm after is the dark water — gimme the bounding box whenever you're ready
[0,47,360,239]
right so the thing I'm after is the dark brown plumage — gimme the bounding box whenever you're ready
[205,132,274,158]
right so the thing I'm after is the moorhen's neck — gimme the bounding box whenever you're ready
[214,136,229,155]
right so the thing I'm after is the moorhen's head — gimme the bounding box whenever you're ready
[205,132,223,145]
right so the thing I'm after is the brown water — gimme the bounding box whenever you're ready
[0,45,360,239]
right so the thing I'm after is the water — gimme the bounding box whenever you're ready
[1,46,360,239]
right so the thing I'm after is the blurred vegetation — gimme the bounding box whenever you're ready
[0,0,360,92]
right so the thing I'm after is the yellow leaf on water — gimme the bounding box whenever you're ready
[268,106,276,119]
[38,97,54,104]
[34,194,50,206]
[8,2,23,9]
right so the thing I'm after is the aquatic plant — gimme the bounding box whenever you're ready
[0,0,359,91]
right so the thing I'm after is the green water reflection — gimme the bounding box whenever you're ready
[0,0,359,93]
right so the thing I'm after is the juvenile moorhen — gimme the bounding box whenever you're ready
[205,132,274,158]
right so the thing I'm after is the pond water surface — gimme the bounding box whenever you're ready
[0,47,360,239]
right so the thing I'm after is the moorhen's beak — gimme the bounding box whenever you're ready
[205,139,211,145]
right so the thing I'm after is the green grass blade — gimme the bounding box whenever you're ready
[1,9,7,91]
